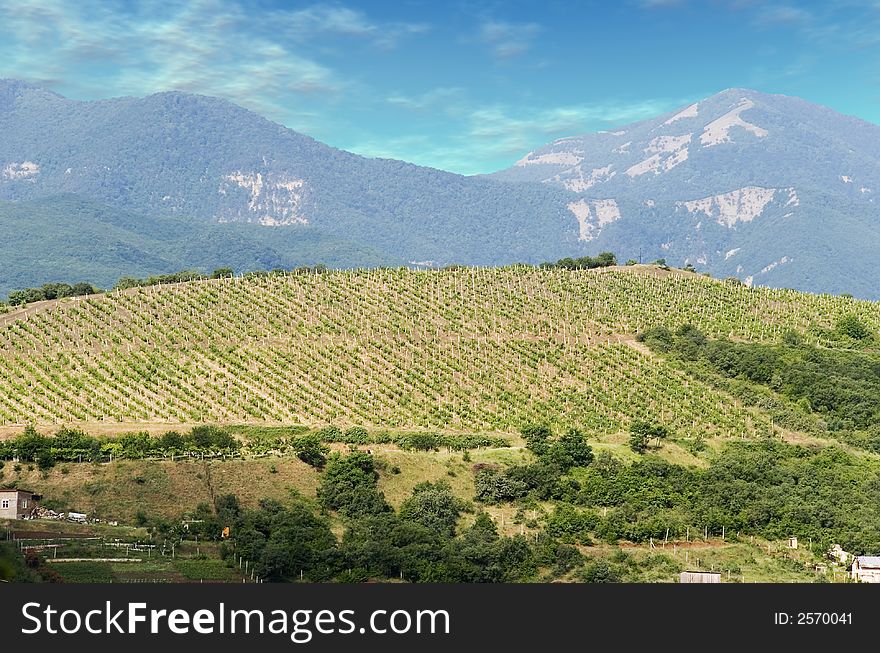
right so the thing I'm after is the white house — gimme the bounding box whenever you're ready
[851,556,880,583]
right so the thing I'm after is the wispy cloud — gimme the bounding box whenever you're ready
[479,21,542,59]
[0,0,427,124]
[275,3,428,49]
[752,4,814,28]
[386,87,466,112]
[360,94,691,174]
[463,99,683,159]
[0,0,345,121]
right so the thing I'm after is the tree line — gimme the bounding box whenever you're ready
[638,320,880,443]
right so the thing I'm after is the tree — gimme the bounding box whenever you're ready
[546,428,594,471]
[118,431,154,458]
[12,426,52,463]
[211,268,234,279]
[629,424,649,454]
[474,466,529,503]
[629,421,668,452]
[317,452,390,518]
[838,314,871,340]
[399,480,468,537]
[215,494,242,526]
[521,423,552,457]
[187,425,239,451]
[158,430,185,454]
[292,433,329,468]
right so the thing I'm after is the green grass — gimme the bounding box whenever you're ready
[50,561,115,583]
[173,558,240,581]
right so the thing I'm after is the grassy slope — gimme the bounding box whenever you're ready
[1,265,877,433]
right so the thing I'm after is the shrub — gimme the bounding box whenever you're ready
[837,314,871,340]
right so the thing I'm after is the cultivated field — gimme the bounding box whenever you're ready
[2,265,875,434]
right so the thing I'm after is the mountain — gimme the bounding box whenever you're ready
[490,88,880,298]
[0,79,578,296]
[3,80,880,298]
[0,196,398,292]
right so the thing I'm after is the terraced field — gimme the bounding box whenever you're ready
[0,265,877,434]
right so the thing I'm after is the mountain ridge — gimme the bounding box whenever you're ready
[489,87,880,298]
[1,80,879,297]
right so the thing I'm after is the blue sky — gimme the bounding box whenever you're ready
[2,0,879,174]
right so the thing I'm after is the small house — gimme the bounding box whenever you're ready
[0,489,39,520]
[680,571,721,583]
[787,536,798,549]
[851,556,880,583]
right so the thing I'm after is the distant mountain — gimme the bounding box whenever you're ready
[0,196,398,293]
[3,81,880,298]
[490,88,880,298]
[0,79,577,296]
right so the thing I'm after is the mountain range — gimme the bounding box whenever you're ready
[1,80,879,298]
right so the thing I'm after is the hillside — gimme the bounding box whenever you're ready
[491,88,880,298]
[0,264,877,432]
[4,264,880,583]
[0,196,400,293]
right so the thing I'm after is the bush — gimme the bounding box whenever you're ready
[474,466,529,504]
[580,559,620,583]
[291,433,329,468]
[315,425,343,442]
[399,432,439,452]
[317,452,390,518]
[837,314,871,340]
[343,426,370,444]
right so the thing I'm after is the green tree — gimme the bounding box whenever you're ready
[629,423,649,454]
[291,433,329,468]
[158,430,185,454]
[317,452,390,518]
[546,428,594,471]
[521,423,552,457]
[474,466,529,503]
[399,480,468,537]
[838,314,871,340]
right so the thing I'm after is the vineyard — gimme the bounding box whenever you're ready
[1,265,877,436]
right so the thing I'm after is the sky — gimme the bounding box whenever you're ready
[1,0,880,175]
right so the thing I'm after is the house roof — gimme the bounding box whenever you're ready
[0,488,37,495]
[855,556,880,568]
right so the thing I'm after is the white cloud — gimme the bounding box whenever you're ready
[479,21,542,59]
[275,3,427,48]
[353,95,690,175]
[386,87,466,112]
